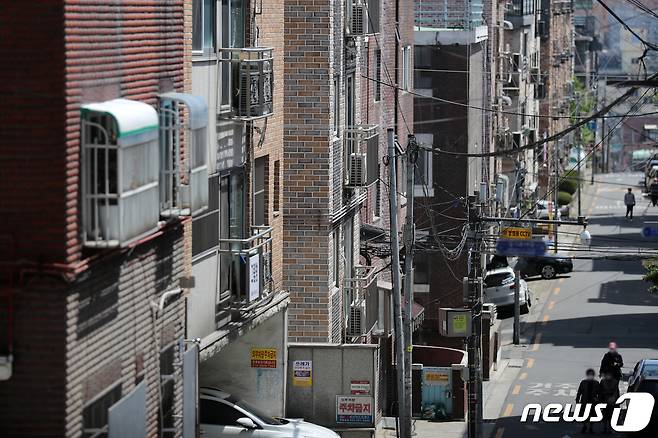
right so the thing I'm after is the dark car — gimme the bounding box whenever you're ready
[629,359,658,391]
[627,376,658,435]
[516,254,573,279]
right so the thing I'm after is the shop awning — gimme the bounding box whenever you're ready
[81,98,158,146]
[159,92,209,130]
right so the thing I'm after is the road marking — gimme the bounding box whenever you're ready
[527,358,535,368]
[559,278,565,284]
[531,333,542,351]
[494,427,505,438]
[519,372,528,380]
[548,301,556,310]
[504,403,514,417]
[542,315,550,325]
[512,384,521,395]
[553,287,561,295]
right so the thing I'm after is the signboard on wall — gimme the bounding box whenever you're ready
[292,360,312,387]
[336,395,374,424]
[249,254,260,302]
[250,348,277,368]
[350,380,371,395]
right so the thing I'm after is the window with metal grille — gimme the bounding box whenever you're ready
[374,50,382,101]
[253,156,267,226]
[160,344,176,437]
[192,175,220,257]
[273,160,280,213]
[82,384,122,438]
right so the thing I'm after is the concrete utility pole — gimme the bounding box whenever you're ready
[513,268,521,345]
[466,195,483,438]
[554,143,559,254]
[402,134,417,437]
[387,128,409,438]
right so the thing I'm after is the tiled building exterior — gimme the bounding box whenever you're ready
[0,1,192,436]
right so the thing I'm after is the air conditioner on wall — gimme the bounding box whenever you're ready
[349,153,368,186]
[347,301,367,336]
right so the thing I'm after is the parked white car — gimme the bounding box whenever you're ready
[483,267,531,313]
[200,387,340,438]
[534,200,561,220]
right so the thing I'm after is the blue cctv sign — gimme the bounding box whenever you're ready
[496,239,547,257]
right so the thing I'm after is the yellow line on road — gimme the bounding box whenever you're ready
[504,403,514,417]
[531,333,542,351]
[512,384,521,395]
[494,427,505,438]
[542,315,550,325]
[548,301,556,310]
[553,287,561,295]
[519,372,528,380]
[527,358,535,368]
[559,278,565,284]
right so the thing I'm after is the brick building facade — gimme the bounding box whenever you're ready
[0,1,193,436]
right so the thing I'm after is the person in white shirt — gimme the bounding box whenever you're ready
[580,224,591,249]
[624,188,636,220]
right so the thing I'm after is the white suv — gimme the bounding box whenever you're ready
[200,387,340,438]
[483,267,531,313]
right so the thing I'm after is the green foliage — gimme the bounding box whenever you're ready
[557,191,573,206]
[643,260,658,294]
[559,178,578,195]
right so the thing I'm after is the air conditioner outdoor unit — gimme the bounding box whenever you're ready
[351,2,368,35]
[349,153,367,186]
[348,301,367,336]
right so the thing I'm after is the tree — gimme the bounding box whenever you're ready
[643,260,658,294]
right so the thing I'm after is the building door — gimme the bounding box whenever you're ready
[421,366,453,420]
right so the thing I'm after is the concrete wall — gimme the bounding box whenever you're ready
[287,343,379,428]
[199,309,288,417]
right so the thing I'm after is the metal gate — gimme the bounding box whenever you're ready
[421,366,452,420]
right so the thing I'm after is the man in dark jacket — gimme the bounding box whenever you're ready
[599,342,624,382]
[576,369,600,433]
[599,372,620,434]
[650,179,658,206]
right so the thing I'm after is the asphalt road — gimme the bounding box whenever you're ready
[493,172,658,438]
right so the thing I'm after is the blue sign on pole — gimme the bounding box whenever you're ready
[496,239,547,257]
[642,226,658,238]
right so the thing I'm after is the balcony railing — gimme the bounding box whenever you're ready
[218,47,274,120]
[344,125,379,188]
[415,0,484,30]
[217,226,273,308]
[344,265,377,306]
[506,0,536,16]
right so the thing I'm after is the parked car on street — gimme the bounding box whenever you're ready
[200,387,340,438]
[533,200,561,220]
[628,359,658,391]
[516,253,573,279]
[626,375,658,435]
[483,267,531,313]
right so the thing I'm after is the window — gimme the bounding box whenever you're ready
[193,0,216,54]
[200,399,244,426]
[374,50,382,101]
[82,384,122,438]
[413,134,433,197]
[273,160,280,213]
[343,218,354,280]
[219,0,247,108]
[374,164,382,218]
[414,252,429,284]
[253,157,267,226]
[192,175,220,257]
[484,273,514,288]
[219,170,246,299]
[522,32,528,57]
[402,46,411,91]
[333,76,340,137]
[368,0,380,33]
[346,74,355,128]
[333,229,340,287]
[160,345,176,437]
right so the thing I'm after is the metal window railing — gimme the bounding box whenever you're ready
[217,226,274,307]
[81,115,159,248]
[218,47,274,120]
[415,0,484,30]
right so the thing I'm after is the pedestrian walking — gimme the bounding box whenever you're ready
[650,179,658,207]
[576,368,600,434]
[580,225,591,249]
[599,372,620,434]
[599,341,624,383]
[625,188,636,220]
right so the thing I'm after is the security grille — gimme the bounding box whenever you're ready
[349,153,367,187]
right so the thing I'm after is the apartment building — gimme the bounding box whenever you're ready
[499,0,542,208]
[412,0,488,343]
[0,2,199,436]
[538,0,574,195]
[573,0,600,88]
[185,0,289,416]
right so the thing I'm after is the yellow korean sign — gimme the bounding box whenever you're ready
[425,371,450,382]
[500,227,532,240]
[250,348,277,368]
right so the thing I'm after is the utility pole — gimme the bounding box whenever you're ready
[466,195,483,438]
[387,128,409,438]
[553,142,559,254]
[575,97,582,218]
[402,134,417,437]
[513,268,520,345]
